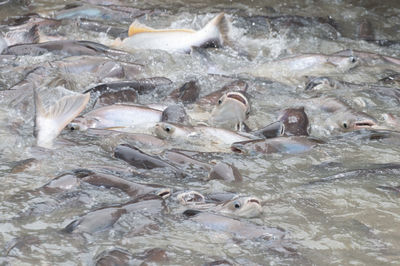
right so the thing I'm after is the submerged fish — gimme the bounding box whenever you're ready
[248,53,359,85]
[68,104,162,131]
[231,136,323,155]
[114,13,229,53]
[209,91,250,131]
[34,89,90,148]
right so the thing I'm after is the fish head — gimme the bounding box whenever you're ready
[329,55,359,72]
[333,110,378,131]
[67,117,91,131]
[278,107,309,136]
[177,191,205,205]
[209,91,250,129]
[305,76,335,91]
[218,196,262,218]
[154,122,188,140]
[155,188,172,199]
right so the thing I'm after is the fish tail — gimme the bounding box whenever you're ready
[34,89,90,148]
[203,12,231,46]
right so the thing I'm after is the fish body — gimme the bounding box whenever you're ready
[69,104,162,131]
[249,53,358,85]
[117,13,228,53]
[154,122,254,146]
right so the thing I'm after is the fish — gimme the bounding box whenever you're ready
[231,136,323,155]
[64,194,165,234]
[114,13,229,53]
[182,210,288,244]
[154,122,255,150]
[34,89,90,148]
[209,91,250,131]
[247,53,359,85]
[252,107,309,138]
[2,40,123,56]
[207,162,243,182]
[94,248,168,266]
[68,104,162,131]
[177,191,261,218]
[196,80,248,106]
[213,196,262,218]
[114,143,184,177]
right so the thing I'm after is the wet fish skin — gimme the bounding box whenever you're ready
[114,144,184,178]
[197,80,248,105]
[214,196,262,218]
[117,13,229,53]
[210,91,250,131]
[68,104,162,131]
[231,136,322,155]
[207,162,243,182]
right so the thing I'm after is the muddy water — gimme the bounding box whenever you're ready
[1,0,400,265]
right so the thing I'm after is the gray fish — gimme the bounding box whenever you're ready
[207,162,243,182]
[2,40,123,56]
[64,195,165,234]
[68,104,162,131]
[231,136,323,155]
[248,53,359,85]
[252,107,309,138]
[114,144,184,177]
[178,191,262,218]
[183,210,287,243]
[197,80,248,105]
[94,248,168,266]
[209,91,250,131]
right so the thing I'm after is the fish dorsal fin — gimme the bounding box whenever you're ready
[128,20,196,37]
[128,20,156,36]
[34,89,90,148]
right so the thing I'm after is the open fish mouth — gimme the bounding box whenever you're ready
[354,120,377,129]
[247,198,261,205]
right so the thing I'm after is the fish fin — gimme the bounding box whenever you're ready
[34,89,90,148]
[128,20,156,36]
[202,12,231,46]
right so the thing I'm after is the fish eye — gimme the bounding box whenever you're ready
[234,201,241,209]
[343,122,348,129]
[350,56,356,63]
[165,126,171,132]
[218,99,222,105]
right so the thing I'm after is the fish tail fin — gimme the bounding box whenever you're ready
[202,12,231,46]
[34,89,90,148]
[128,20,155,37]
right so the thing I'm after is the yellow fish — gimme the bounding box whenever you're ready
[114,13,229,53]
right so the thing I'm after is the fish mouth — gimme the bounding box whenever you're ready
[226,92,248,106]
[354,120,377,129]
[157,188,171,199]
[247,198,261,206]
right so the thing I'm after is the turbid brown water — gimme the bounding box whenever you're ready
[1,0,400,265]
